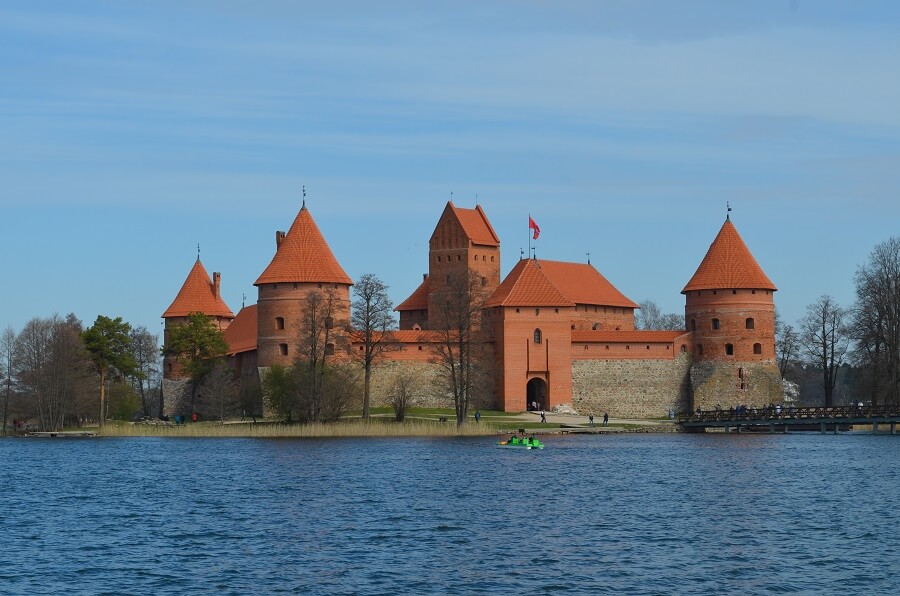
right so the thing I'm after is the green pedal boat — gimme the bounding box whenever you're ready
[498,436,545,449]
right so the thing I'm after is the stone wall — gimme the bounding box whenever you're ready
[690,360,782,410]
[366,359,496,410]
[162,378,191,416]
[572,353,693,418]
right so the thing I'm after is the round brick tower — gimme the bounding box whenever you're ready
[254,202,353,369]
[683,216,781,408]
[161,258,234,380]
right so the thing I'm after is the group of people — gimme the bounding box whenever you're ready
[588,413,609,427]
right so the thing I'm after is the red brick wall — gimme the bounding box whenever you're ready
[492,305,574,411]
[163,314,233,380]
[684,288,775,362]
[256,281,351,368]
[398,309,428,330]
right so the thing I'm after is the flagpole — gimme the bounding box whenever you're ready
[528,213,531,259]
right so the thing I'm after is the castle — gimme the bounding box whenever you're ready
[162,200,783,417]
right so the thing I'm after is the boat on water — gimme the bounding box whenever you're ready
[498,436,545,449]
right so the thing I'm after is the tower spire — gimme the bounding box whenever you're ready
[726,201,732,221]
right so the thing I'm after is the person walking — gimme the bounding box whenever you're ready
[589,414,594,428]
[603,412,609,426]
[474,410,481,423]
[540,411,546,424]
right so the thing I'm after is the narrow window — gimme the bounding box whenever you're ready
[746,318,755,330]
[680,345,686,353]
[626,345,630,350]
[691,319,697,331]
[490,256,494,262]
[646,345,650,350]
[533,329,542,344]
[535,308,540,316]
[324,316,333,330]
[712,318,720,330]
[457,255,461,261]
[418,345,423,351]
[474,255,478,262]
[605,345,609,350]
[275,317,285,330]
[725,343,734,356]
[482,256,486,262]
[279,344,288,356]
[753,343,762,355]
[325,343,335,356]
[481,277,487,286]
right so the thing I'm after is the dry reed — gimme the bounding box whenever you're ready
[98,419,498,438]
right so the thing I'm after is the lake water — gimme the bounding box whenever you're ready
[1,433,899,594]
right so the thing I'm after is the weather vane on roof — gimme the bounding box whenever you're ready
[586,252,591,265]
[302,185,306,209]
[242,293,246,308]
[197,243,200,261]
[727,201,732,220]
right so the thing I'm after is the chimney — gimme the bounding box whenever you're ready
[423,273,428,281]
[213,272,221,298]
[276,231,286,249]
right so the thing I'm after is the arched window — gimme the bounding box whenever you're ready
[712,318,720,330]
[533,328,542,344]
[725,343,734,356]
[753,343,762,355]
[746,317,755,330]
[680,345,687,353]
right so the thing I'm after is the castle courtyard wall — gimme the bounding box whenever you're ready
[690,360,782,410]
[572,353,693,419]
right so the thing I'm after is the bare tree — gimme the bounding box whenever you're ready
[800,295,850,407]
[636,300,684,330]
[197,360,238,422]
[351,273,397,419]
[389,368,421,422]
[16,315,92,431]
[129,326,160,416]
[295,289,351,422]
[429,270,491,426]
[1,326,16,435]
[775,309,800,380]
[852,237,900,405]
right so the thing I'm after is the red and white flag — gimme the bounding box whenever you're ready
[528,216,540,240]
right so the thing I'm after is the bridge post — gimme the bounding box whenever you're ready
[892,422,896,435]
[736,425,741,434]
[783,424,788,434]
[834,423,838,435]
[873,422,879,434]
[769,423,775,434]
[820,422,826,434]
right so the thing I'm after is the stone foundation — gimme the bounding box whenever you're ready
[690,360,782,410]
[572,353,692,418]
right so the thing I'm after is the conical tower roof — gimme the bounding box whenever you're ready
[255,204,353,286]
[682,218,777,293]
[162,259,234,318]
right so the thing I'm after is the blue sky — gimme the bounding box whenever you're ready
[3,1,900,339]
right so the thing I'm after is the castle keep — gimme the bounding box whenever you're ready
[162,201,783,416]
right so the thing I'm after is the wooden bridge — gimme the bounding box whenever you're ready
[679,405,900,434]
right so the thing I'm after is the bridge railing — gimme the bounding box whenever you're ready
[681,405,900,424]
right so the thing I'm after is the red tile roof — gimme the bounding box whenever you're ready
[682,218,777,293]
[162,259,234,319]
[255,205,353,286]
[572,330,689,343]
[486,258,574,307]
[396,276,430,311]
[224,304,258,355]
[434,202,500,247]
[503,259,637,308]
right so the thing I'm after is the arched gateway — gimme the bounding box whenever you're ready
[526,377,547,411]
